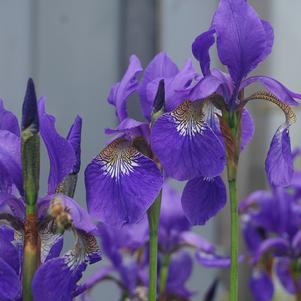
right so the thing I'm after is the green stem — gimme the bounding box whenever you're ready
[228,176,238,301]
[22,130,40,301]
[159,254,170,296]
[147,191,162,301]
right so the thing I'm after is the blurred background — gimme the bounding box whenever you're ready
[0,0,300,300]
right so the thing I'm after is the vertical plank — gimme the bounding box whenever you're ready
[34,1,121,300]
[0,0,33,115]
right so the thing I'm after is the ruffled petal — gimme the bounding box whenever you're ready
[212,0,268,84]
[151,101,225,180]
[0,258,21,301]
[38,99,76,194]
[85,138,163,226]
[0,99,20,136]
[0,130,23,194]
[250,270,274,301]
[181,176,226,225]
[66,115,82,174]
[138,52,178,120]
[241,76,301,106]
[192,29,215,76]
[108,55,142,121]
[146,59,196,112]
[265,125,293,187]
[240,108,255,150]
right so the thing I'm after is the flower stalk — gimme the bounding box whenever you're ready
[147,190,162,301]
[220,105,242,301]
[159,254,170,297]
[21,79,40,301]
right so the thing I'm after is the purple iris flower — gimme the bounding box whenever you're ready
[187,0,301,188]
[239,164,301,300]
[81,183,231,301]
[0,80,101,300]
[85,50,228,227]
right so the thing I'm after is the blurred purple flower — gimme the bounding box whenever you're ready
[240,162,301,300]
[190,0,301,187]
[0,81,100,300]
[81,183,232,300]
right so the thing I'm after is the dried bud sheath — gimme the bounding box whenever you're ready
[22,79,40,301]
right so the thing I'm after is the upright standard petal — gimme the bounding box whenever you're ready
[108,55,142,121]
[151,100,225,180]
[138,52,178,120]
[265,125,293,187]
[38,99,76,194]
[212,0,267,84]
[181,176,226,225]
[146,59,196,112]
[192,29,215,76]
[85,138,163,226]
[66,115,82,174]
[0,100,20,136]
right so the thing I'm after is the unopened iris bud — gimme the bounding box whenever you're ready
[21,78,40,212]
[22,78,39,132]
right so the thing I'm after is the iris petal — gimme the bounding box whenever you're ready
[0,100,20,136]
[181,176,226,225]
[250,270,274,301]
[138,52,178,120]
[66,115,82,174]
[265,125,293,187]
[38,99,76,194]
[192,29,215,76]
[85,138,163,226]
[0,258,20,301]
[275,258,296,294]
[0,130,23,194]
[146,59,196,112]
[241,108,255,150]
[151,100,225,180]
[212,0,267,84]
[108,55,142,121]
[166,252,194,298]
[241,76,301,106]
